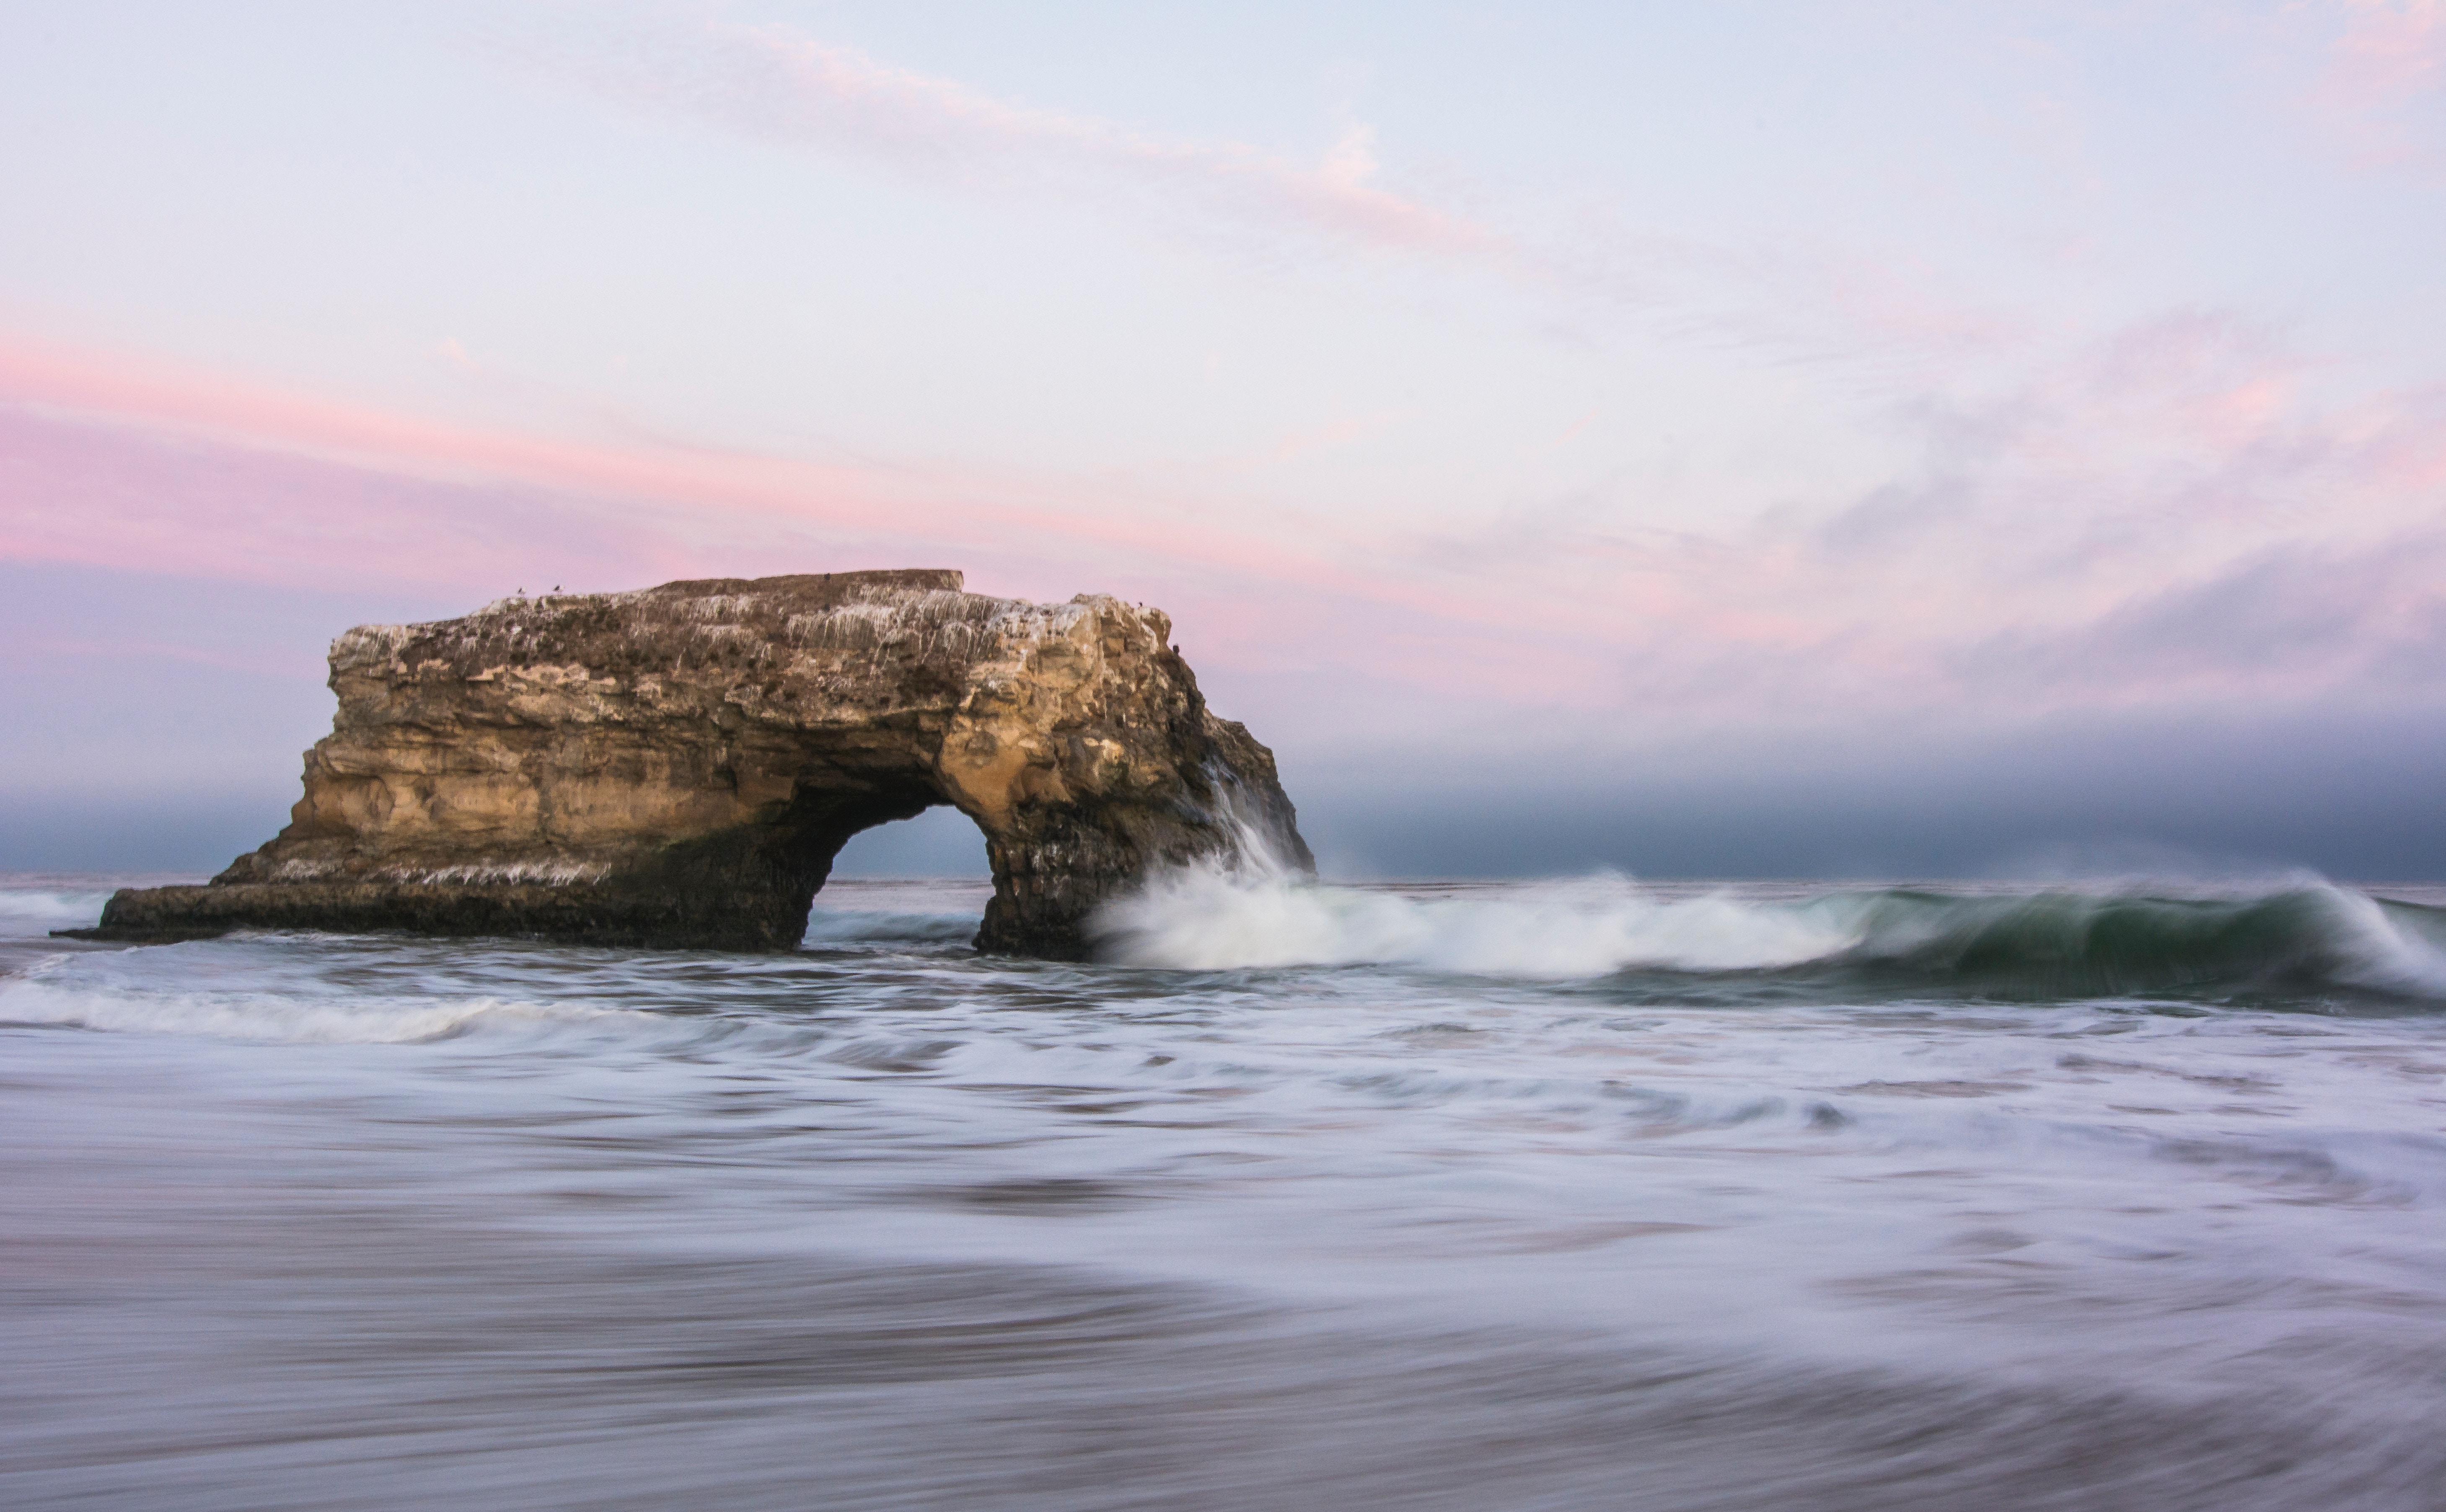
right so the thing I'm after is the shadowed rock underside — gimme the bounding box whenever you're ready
[77,570,1310,958]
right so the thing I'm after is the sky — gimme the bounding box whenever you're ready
[5,0,2446,878]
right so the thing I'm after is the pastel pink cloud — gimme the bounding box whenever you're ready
[2329,0,2446,98]
[2299,0,2446,167]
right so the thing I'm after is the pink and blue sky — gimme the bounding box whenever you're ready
[7,0,2446,875]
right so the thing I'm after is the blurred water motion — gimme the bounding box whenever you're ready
[6,875,2446,1509]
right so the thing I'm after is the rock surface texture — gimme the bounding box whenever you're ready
[80,571,1310,957]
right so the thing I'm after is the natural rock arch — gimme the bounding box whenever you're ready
[82,571,1310,957]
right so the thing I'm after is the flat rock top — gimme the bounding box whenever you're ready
[331,569,1131,692]
[633,569,967,603]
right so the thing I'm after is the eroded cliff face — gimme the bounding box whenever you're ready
[83,570,1310,956]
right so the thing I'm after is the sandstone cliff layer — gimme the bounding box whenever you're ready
[79,570,1310,957]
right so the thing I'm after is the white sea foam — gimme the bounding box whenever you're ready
[2301,884,2446,995]
[0,888,114,934]
[0,971,651,1046]
[1093,864,1862,976]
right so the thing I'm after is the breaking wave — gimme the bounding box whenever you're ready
[1096,870,1850,976]
[1093,866,2446,1001]
[0,887,115,934]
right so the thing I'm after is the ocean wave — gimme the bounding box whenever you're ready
[0,888,114,935]
[1092,865,2446,1000]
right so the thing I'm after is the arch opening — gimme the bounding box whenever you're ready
[805,804,994,949]
[828,804,992,880]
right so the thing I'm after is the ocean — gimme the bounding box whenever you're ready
[6,868,2446,1510]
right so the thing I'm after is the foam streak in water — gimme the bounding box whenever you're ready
[0,959,653,1045]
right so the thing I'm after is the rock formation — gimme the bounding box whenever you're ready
[75,570,1310,957]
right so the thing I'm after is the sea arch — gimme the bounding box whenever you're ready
[82,571,1310,958]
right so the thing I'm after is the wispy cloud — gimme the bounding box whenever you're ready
[2300,0,2446,167]
[563,18,1506,264]
[529,13,2059,380]
[1953,539,2446,699]
[2323,0,2446,99]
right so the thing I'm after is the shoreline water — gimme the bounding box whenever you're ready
[7,872,2446,1508]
